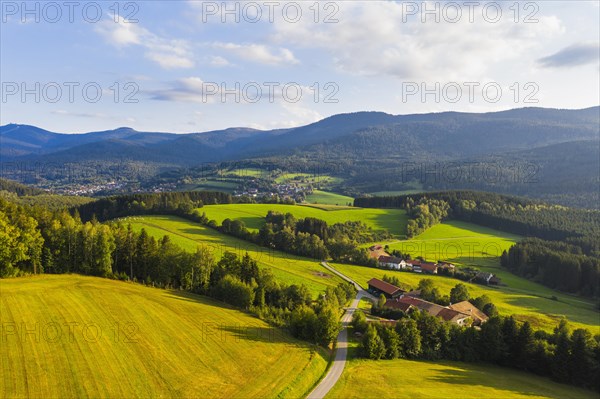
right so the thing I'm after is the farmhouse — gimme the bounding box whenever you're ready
[449,301,489,326]
[367,278,405,299]
[436,308,471,326]
[404,289,422,297]
[411,260,423,272]
[397,296,445,317]
[420,262,438,274]
[378,255,408,270]
[389,296,471,326]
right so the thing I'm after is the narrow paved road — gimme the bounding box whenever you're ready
[307,263,375,399]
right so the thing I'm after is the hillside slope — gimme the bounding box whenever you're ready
[0,275,327,398]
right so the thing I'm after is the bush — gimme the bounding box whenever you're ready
[211,275,255,309]
[351,311,368,334]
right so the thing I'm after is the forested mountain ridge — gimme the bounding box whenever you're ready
[2,106,598,208]
[3,107,597,162]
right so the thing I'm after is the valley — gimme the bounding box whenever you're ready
[4,4,599,397]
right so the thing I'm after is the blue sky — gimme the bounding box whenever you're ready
[1,1,599,133]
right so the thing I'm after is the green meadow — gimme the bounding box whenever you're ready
[224,168,269,178]
[305,190,354,206]
[380,221,521,267]
[336,221,599,332]
[199,203,408,237]
[122,215,342,296]
[326,358,596,399]
[274,173,342,186]
[0,275,328,398]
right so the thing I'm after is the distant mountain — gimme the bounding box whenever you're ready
[300,107,599,161]
[2,107,598,163]
[0,124,274,160]
[1,106,598,207]
[340,139,599,209]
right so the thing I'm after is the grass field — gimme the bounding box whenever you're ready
[274,173,342,186]
[380,221,521,268]
[305,190,354,206]
[326,358,596,399]
[0,275,328,398]
[122,215,342,296]
[336,221,599,332]
[224,168,269,178]
[199,204,408,237]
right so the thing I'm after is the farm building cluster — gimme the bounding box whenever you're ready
[369,245,501,285]
[367,278,489,327]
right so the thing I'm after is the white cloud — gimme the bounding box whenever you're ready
[213,42,299,66]
[276,103,323,128]
[538,42,600,68]
[95,16,194,69]
[149,77,211,103]
[209,56,232,67]
[270,2,564,82]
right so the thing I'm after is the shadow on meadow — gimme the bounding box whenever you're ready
[426,362,587,399]
[219,325,294,344]
[164,289,322,346]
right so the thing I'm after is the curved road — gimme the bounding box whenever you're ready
[307,263,375,399]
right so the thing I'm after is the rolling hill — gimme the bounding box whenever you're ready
[0,275,328,398]
[122,215,343,295]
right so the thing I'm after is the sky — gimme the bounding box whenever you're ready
[1,0,599,133]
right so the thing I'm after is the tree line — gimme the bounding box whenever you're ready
[0,196,355,347]
[187,209,385,266]
[502,238,600,297]
[355,190,600,242]
[75,191,233,222]
[72,191,385,266]
[0,178,45,196]
[354,312,599,392]
[405,197,450,238]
